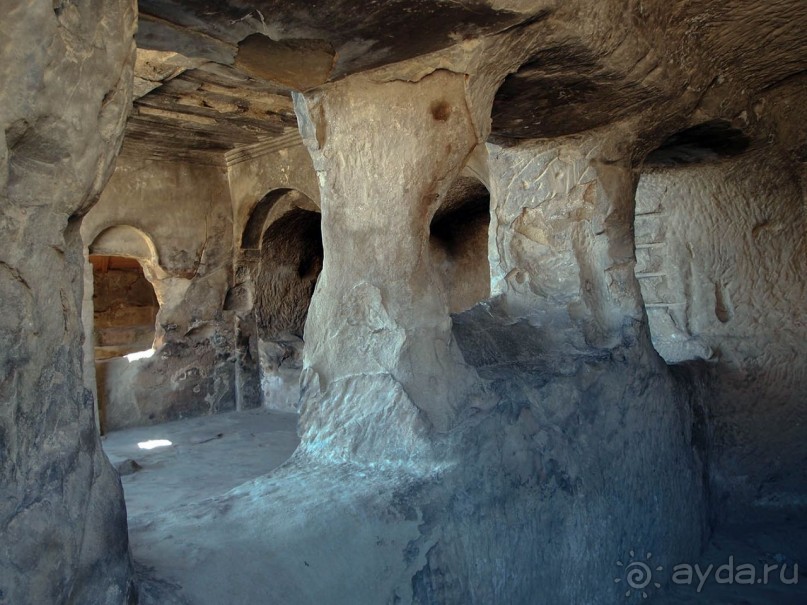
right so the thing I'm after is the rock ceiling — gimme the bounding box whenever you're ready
[128,0,807,162]
[128,0,542,163]
[127,51,296,163]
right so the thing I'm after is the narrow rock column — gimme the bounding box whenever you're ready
[487,129,645,351]
[230,251,262,411]
[293,71,483,455]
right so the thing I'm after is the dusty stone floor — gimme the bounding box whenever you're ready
[103,410,807,604]
[103,407,301,604]
[102,408,300,516]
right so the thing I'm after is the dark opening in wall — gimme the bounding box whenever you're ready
[234,189,322,412]
[242,189,314,250]
[644,120,751,167]
[255,208,323,339]
[249,205,323,412]
[90,255,158,361]
[430,176,491,313]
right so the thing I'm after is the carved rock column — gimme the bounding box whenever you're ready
[294,71,483,459]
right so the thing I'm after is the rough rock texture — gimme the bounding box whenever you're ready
[255,207,322,339]
[0,0,137,602]
[122,100,712,591]
[487,129,645,351]
[220,67,708,603]
[638,146,807,516]
[3,0,807,603]
[135,0,541,80]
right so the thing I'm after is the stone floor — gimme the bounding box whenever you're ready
[102,410,807,604]
[102,408,300,517]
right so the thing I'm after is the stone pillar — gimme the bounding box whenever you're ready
[487,129,645,351]
[0,1,136,601]
[233,318,262,411]
[229,251,262,411]
[293,71,483,457]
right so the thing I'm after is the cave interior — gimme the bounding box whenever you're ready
[1,1,806,604]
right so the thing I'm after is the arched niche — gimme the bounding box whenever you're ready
[235,190,322,413]
[85,225,163,434]
[89,224,160,268]
[430,170,491,313]
[242,188,319,251]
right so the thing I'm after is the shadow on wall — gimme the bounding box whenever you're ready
[644,120,751,169]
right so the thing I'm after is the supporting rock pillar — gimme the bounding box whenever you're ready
[293,71,484,459]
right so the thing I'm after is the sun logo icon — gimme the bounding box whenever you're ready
[615,550,663,599]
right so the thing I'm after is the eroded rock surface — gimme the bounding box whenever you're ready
[2,0,806,603]
[0,1,137,602]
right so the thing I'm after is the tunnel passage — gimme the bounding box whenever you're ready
[430,174,491,313]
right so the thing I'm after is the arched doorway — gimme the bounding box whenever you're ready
[84,225,162,432]
[89,254,158,360]
[233,190,322,411]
